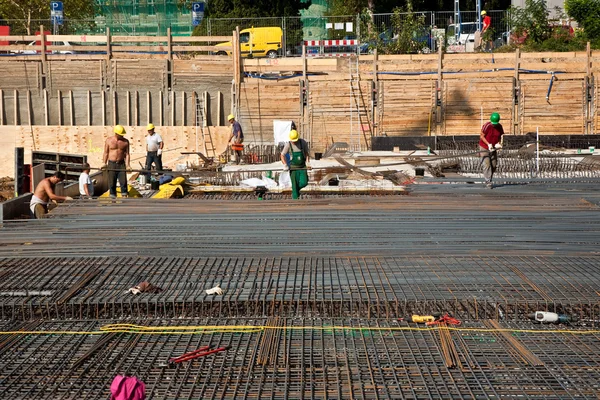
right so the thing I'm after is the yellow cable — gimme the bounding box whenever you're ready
[1,324,599,336]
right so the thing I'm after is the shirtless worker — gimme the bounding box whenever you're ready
[30,171,73,219]
[103,125,132,198]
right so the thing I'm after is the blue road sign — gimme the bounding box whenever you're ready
[192,2,205,27]
[51,1,64,26]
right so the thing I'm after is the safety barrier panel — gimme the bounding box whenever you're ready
[303,39,360,57]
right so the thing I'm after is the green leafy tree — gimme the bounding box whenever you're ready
[507,0,553,44]
[565,0,600,42]
[384,2,427,54]
[0,0,96,34]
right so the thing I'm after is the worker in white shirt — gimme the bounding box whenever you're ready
[78,163,94,198]
[145,123,163,179]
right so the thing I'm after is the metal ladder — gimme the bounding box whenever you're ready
[349,55,372,151]
[194,91,215,158]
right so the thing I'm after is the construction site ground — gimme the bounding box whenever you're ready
[1,180,600,399]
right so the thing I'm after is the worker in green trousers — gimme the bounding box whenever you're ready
[280,129,310,199]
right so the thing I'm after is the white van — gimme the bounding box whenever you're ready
[446,22,478,53]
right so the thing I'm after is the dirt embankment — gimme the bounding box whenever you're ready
[0,177,14,202]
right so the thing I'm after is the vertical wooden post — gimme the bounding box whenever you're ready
[13,89,18,126]
[57,90,62,126]
[587,41,591,77]
[147,91,151,125]
[27,90,32,126]
[101,90,106,126]
[513,48,521,136]
[0,89,4,125]
[302,44,307,80]
[112,90,117,126]
[167,27,173,61]
[40,26,47,71]
[43,89,49,126]
[372,48,378,137]
[126,91,131,126]
[234,27,242,115]
[181,91,186,126]
[158,91,162,126]
[435,44,443,136]
[69,90,74,126]
[586,42,593,135]
[87,90,92,126]
[217,91,222,126]
[170,90,175,126]
[203,91,209,126]
[134,91,139,126]
[106,27,112,61]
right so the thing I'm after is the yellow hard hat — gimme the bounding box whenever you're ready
[147,123,155,131]
[289,129,299,142]
[481,10,487,15]
[227,114,235,121]
[113,125,126,136]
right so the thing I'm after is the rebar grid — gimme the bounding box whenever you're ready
[0,255,599,321]
[1,319,600,399]
[1,184,599,398]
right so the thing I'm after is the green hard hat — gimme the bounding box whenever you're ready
[490,112,500,124]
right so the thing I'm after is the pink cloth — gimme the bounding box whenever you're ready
[110,375,146,400]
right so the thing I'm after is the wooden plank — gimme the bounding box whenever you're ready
[0,35,39,41]
[172,36,232,42]
[47,34,107,42]
[112,36,169,43]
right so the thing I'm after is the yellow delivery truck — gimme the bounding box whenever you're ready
[215,27,283,58]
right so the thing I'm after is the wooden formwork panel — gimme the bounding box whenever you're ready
[238,79,301,143]
[309,80,371,151]
[521,79,584,135]
[443,78,513,135]
[112,59,167,91]
[2,125,230,178]
[173,59,233,83]
[47,61,104,91]
[0,62,40,91]
[379,80,434,136]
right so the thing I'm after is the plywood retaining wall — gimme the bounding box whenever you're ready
[1,126,231,179]
[1,49,600,158]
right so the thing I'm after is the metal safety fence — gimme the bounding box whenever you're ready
[2,10,509,57]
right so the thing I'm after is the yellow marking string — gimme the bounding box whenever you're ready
[0,324,599,336]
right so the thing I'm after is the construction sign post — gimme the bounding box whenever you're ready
[192,2,205,26]
[50,1,63,26]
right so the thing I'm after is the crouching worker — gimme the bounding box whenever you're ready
[30,171,73,218]
[280,129,310,200]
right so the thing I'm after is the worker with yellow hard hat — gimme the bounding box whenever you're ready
[102,125,131,198]
[480,10,493,52]
[144,122,164,180]
[280,129,310,199]
[227,114,244,164]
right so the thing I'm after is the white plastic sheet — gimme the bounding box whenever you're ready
[278,171,292,188]
[273,120,292,145]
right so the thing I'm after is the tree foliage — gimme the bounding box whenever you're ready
[565,0,600,42]
[387,2,427,54]
[0,0,96,34]
[507,0,553,43]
